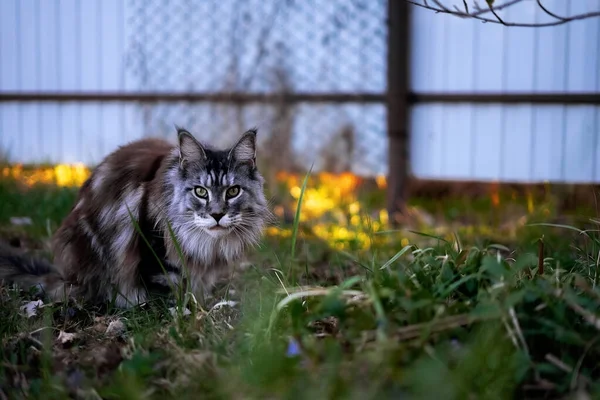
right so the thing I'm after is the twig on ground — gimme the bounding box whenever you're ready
[393,313,493,341]
[545,354,592,387]
[501,314,520,349]
[275,287,366,311]
[509,307,530,357]
[545,353,573,374]
[28,326,56,336]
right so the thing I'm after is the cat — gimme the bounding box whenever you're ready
[0,128,272,308]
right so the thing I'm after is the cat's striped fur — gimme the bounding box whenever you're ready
[0,128,271,308]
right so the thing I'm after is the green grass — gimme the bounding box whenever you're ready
[1,177,600,399]
[0,178,79,241]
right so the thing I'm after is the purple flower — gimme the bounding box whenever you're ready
[286,337,301,357]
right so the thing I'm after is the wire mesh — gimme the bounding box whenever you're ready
[125,0,387,176]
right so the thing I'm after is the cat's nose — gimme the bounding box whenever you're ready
[210,213,225,223]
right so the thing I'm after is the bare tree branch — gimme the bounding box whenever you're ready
[487,1,507,25]
[405,0,600,28]
[535,0,568,22]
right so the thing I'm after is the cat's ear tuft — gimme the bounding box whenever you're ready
[178,129,206,166]
[229,129,257,168]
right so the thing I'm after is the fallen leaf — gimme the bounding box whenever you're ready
[211,300,238,311]
[57,330,77,345]
[20,299,44,318]
[105,319,126,337]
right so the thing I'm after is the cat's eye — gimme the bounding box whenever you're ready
[194,186,208,198]
[226,186,240,198]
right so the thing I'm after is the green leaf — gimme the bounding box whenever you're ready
[469,301,502,319]
[526,223,586,234]
[487,243,511,252]
[339,276,362,290]
[481,255,507,279]
[408,230,449,244]
[290,164,313,260]
[504,290,526,308]
[513,252,537,272]
[438,274,477,298]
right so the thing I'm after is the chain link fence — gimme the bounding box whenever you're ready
[125,0,387,176]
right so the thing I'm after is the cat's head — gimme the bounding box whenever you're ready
[168,128,270,248]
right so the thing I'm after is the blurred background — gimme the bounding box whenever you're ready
[0,0,599,221]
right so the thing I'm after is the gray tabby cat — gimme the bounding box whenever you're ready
[0,128,271,308]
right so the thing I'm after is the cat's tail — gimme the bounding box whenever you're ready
[0,245,72,302]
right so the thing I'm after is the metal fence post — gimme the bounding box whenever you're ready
[386,0,411,226]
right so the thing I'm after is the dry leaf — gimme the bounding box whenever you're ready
[105,319,126,337]
[57,330,77,345]
[20,299,44,318]
[211,300,238,311]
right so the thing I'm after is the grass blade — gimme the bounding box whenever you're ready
[125,206,174,296]
[526,223,586,234]
[408,230,450,244]
[290,164,313,260]
[380,244,413,270]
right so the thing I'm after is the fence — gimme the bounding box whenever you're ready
[409,0,600,184]
[0,0,388,177]
[1,0,600,218]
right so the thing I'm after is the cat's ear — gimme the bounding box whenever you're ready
[177,128,206,166]
[229,129,257,168]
